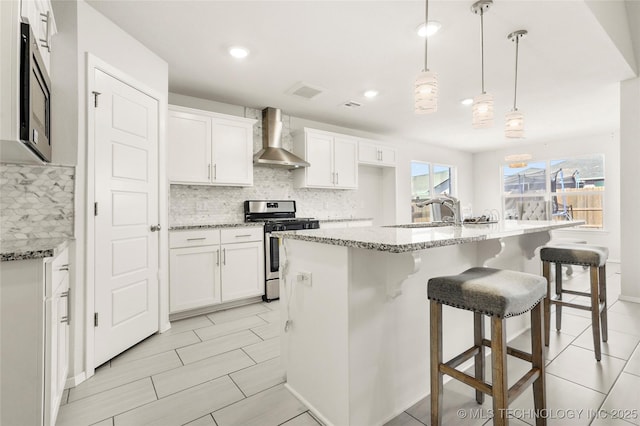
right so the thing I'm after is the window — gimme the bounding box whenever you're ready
[411,161,456,223]
[502,155,605,229]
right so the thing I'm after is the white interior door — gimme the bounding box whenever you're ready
[93,69,159,366]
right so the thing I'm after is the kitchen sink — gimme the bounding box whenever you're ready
[385,222,453,229]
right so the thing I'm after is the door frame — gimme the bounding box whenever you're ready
[84,54,169,379]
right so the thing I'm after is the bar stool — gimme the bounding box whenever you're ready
[428,267,547,426]
[540,244,609,361]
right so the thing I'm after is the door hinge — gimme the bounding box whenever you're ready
[94,312,99,327]
[92,91,101,108]
[94,202,98,216]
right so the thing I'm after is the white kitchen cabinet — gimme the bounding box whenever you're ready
[358,140,397,167]
[293,128,358,189]
[1,245,70,426]
[21,0,57,74]
[168,105,256,186]
[169,227,264,314]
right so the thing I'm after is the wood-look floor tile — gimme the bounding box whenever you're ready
[625,346,640,377]
[213,384,306,426]
[177,330,261,365]
[207,304,271,324]
[69,351,182,402]
[600,372,640,425]
[251,321,280,340]
[90,418,113,426]
[184,414,217,425]
[547,312,592,337]
[257,309,280,324]
[604,311,640,337]
[281,412,322,426]
[229,357,285,396]
[57,378,157,426]
[508,327,577,365]
[195,316,267,341]
[152,349,255,398]
[242,337,280,363]
[114,376,244,426]
[164,315,213,335]
[110,331,200,367]
[546,345,627,394]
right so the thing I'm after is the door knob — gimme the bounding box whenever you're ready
[150,224,161,232]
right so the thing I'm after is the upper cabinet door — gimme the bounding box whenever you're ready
[168,109,212,184]
[304,131,334,187]
[379,146,397,166]
[333,137,358,189]
[211,117,253,186]
[358,140,396,167]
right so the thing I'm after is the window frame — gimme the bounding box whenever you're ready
[411,161,457,223]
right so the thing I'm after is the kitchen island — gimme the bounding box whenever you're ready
[275,220,583,426]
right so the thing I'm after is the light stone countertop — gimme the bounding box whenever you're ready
[317,218,373,223]
[274,220,585,254]
[169,222,265,231]
[1,237,70,261]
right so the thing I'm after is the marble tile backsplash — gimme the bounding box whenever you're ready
[169,107,359,225]
[0,163,74,240]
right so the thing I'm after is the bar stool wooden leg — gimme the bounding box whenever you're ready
[530,303,547,426]
[589,266,602,361]
[474,312,485,404]
[599,265,608,342]
[430,300,443,426]
[491,316,509,426]
[542,261,551,347]
[555,262,563,331]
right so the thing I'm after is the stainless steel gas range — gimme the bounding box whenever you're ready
[244,200,320,302]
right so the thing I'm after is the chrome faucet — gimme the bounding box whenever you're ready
[416,194,462,226]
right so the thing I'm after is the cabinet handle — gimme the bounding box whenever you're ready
[331,172,335,184]
[214,164,217,180]
[378,150,382,161]
[150,224,162,232]
[58,264,69,271]
[222,248,226,265]
[61,289,71,325]
[208,164,211,180]
[336,172,339,185]
[234,234,251,238]
[39,12,51,52]
[186,237,206,241]
[216,249,220,266]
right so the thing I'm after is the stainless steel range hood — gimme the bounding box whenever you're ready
[253,107,310,169]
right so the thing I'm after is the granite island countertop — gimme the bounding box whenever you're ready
[1,237,70,261]
[274,220,585,254]
[317,218,373,223]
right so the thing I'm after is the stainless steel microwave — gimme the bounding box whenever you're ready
[20,22,51,162]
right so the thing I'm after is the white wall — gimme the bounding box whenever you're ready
[473,132,621,262]
[51,0,168,383]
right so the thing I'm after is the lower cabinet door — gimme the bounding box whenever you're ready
[44,277,69,426]
[220,241,264,302]
[169,245,222,313]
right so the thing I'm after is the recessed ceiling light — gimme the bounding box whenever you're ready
[417,21,442,38]
[364,90,378,99]
[229,46,250,59]
[461,98,474,106]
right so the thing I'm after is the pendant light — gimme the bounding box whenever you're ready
[505,153,532,168]
[505,30,527,138]
[471,0,493,128]
[414,0,438,114]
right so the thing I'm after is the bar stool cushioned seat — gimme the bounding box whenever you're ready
[428,267,547,318]
[540,244,609,361]
[428,267,548,426]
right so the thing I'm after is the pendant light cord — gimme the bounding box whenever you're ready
[480,9,485,94]
[424,0,429,71]
[513,35,520,110]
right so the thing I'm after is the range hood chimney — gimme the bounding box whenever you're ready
[253,107,310,169]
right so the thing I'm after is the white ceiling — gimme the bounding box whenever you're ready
[86,0,636,153]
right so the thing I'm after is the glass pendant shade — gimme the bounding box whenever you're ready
[414,70,438,114]
[505,109,524,138]
[472,92,493,128]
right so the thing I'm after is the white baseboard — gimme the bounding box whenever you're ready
[618,295,640,304]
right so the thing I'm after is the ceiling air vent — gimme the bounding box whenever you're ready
[286,82,324,100]
[342,101,362,109]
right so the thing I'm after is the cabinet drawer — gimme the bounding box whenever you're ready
[47,248,69,296]
[220,227,263,244]
[170,229,221,248]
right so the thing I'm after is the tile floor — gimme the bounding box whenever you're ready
[57,263,640,426]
